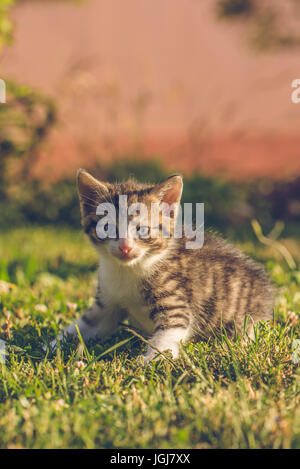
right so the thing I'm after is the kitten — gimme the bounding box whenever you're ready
[52,169,273,362]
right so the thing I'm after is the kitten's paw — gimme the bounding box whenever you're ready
[143,349,159,363]
[42,338,58,355]
[143,344,179,363]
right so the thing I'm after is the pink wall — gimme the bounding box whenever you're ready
[1,0,300,179]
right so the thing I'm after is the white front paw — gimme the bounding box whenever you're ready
[143,342,179,363]
[143,347,159,363]
[42,338,58,354]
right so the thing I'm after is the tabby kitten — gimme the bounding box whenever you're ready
[53,169,273,361]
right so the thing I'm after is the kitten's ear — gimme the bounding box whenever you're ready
[77,169,109,217]
[151,174,183,205]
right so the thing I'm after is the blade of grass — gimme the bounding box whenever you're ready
[251,219,296,269]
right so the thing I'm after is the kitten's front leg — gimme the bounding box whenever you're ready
[48,302,125,351]
[144,325,192,362]
[143,298,192,362]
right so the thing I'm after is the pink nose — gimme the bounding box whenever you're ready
[119,239,132,256]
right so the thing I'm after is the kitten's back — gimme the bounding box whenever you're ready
[170,232,273,338]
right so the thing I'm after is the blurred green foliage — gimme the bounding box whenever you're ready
[1,157,300,245]
[0,0,86,228]
[0,0,15,51]
[216,0,300,51]
[0,80,57,226]
[0,80,56,163]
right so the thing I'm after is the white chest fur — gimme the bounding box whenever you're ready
[99,258,155,335]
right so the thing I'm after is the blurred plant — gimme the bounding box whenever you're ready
[0,0,87,51]
[0,80,57,220]
[216,0,300,51]
[217,0,253,17]
[0,0,88,228]
[0,80,56,173]
[251,219,296,270]
[0,0,15,52]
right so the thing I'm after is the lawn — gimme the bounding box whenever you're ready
[0,227,299,449]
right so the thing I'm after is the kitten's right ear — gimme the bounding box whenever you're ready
[77,169,109,217]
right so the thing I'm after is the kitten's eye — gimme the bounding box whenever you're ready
[96,220,117,239]
[137,226,149,238]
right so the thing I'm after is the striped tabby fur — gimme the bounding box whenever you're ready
[54,169,273,361]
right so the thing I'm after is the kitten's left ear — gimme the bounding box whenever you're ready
[151,174,183,205]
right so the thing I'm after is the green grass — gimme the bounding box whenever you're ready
[0,227,299,449]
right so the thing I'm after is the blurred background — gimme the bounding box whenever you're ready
[1,0,300,238]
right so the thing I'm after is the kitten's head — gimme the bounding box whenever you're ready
[77,169,183,266]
